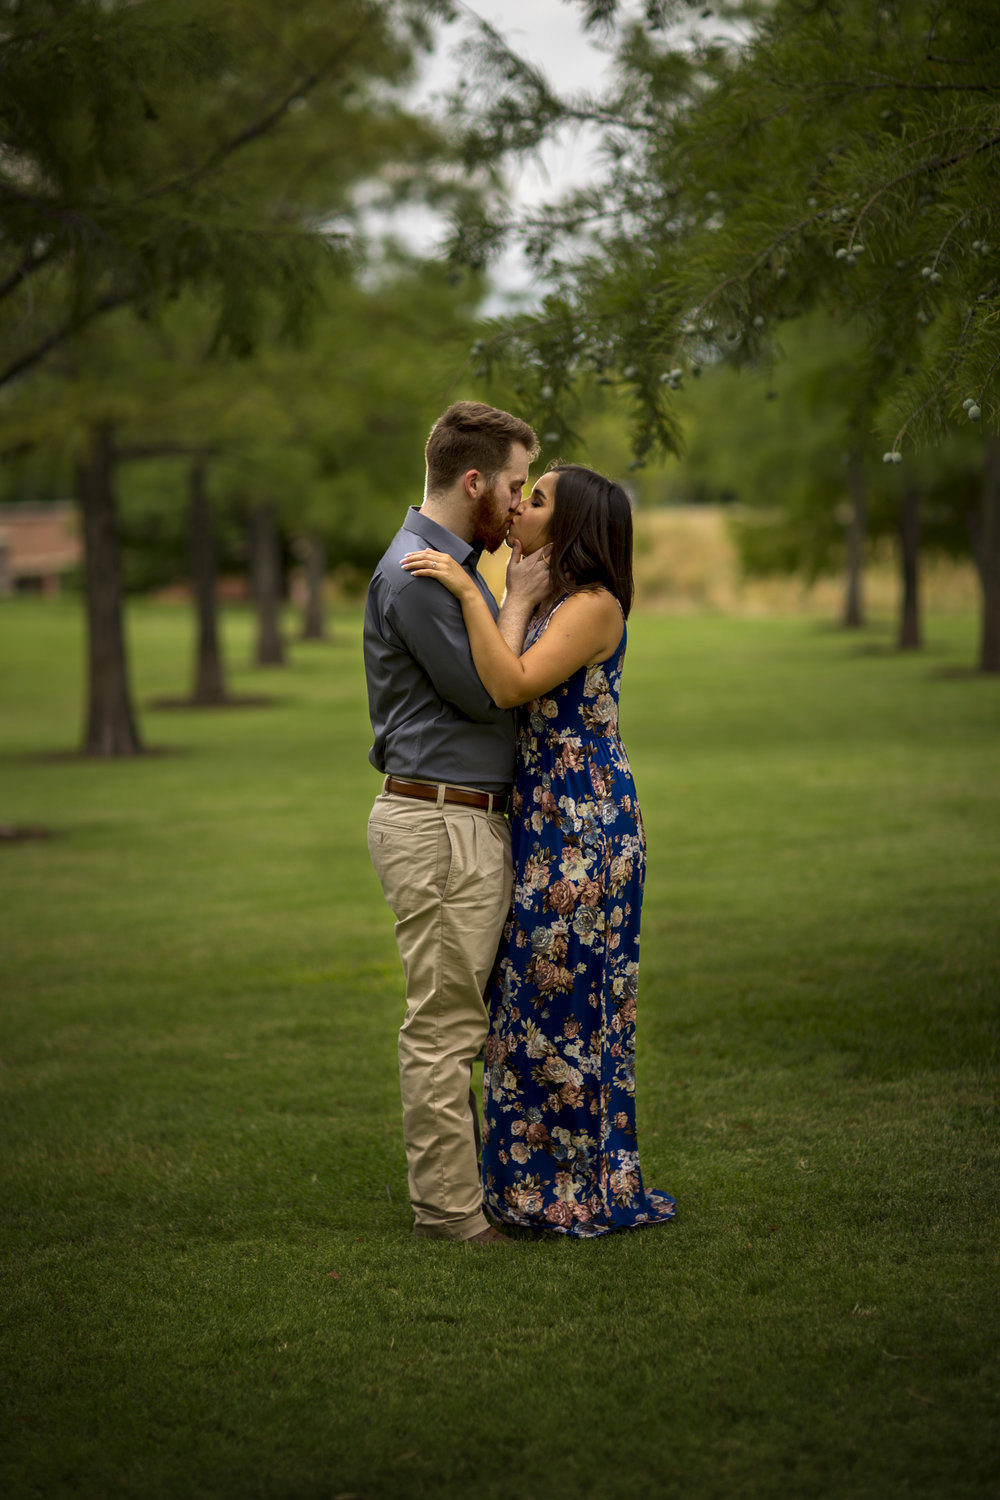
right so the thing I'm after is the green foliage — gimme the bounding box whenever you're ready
[656,316,986,579]
[451,0,1000,458]
[116,461,191,593]
[0,0,495,591]
[0,253,490,585]
[0,0,454,386]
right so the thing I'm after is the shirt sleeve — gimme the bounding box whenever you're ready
[387,574,506,724]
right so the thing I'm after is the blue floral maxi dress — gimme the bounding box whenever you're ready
[481,597,676,1236]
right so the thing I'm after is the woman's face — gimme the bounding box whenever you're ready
[507,470,557,555]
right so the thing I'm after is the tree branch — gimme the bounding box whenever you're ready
[670,211,825,361]
[851,132,1000,244]
[930,210,973,273]
[132,29,371,209]
[0,18,375,316]
[775,75,998,96]
[0,242,56,306]
[113,442,220,462]
[975,346,1000,405]
[891,304,978,453]
[0,289,132,390]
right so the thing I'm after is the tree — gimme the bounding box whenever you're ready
[452,0,1000,667]
[0,0,456,386]
[0,0,463,750]
[186,459,228,702]
[1,244,495,734]
[652,313,984,646]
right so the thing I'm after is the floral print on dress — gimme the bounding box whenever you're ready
[482,597,676,1236]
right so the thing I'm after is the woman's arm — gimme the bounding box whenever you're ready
[400,548,623,708]
[496,539,550,653]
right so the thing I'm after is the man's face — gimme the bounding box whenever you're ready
[471,442,531,553]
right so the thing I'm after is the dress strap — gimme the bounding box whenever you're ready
[531,589,625,644]
[529,593,570,637]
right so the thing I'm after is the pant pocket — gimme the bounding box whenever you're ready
[441,812,511,904]
[369,814,451,917]
[441,812,472,903]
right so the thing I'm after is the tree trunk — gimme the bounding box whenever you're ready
[972,437,1000,674]
[78,422,143,756]
[300,530,329,641]
[189,461,229,704]
[842,459,866,628]
[249,501,285,666]
[897,483,922,651]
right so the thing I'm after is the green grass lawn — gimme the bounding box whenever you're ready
[1,597,998,1500]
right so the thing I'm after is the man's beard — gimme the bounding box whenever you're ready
[471,480,509,554]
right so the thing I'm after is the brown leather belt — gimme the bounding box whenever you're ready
[385,776,510,815]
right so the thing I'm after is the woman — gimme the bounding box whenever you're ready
[401,464,675,1237]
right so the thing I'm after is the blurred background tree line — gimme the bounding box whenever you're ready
[1,0,997,757]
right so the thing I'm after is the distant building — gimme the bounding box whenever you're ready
[0,502,81,596]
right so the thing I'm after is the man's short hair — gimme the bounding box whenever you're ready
[425,401,539,493]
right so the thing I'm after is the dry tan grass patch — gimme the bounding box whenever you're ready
[481,506,980,617]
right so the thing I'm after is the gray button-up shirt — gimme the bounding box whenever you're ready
[364,507,515,793]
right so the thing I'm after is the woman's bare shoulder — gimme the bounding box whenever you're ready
[554,586,623,623]
[544,588,624,666]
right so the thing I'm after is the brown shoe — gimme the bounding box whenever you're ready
[467,1225,514,1246]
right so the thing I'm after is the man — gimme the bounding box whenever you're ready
[364,401,545,1245]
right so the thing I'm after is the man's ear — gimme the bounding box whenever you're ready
[462,468,481,499]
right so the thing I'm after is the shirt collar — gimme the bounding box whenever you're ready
[406,507,482,568]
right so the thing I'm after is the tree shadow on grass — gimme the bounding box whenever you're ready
[845,641,954,660]
[8,745,188,764]
[147,694,280,711]
[0,822,55,842]
[806,619,894,637]
[928,664,997,681]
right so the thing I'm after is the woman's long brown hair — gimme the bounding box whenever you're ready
[545,464,634,617]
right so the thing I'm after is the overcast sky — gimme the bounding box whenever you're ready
[405,0,636,306]
[419,0,623,98]
[391,3,744,306]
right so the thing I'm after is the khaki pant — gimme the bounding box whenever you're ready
[367,788,513,1240]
